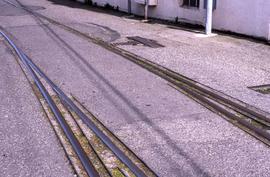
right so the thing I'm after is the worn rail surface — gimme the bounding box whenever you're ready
[0,30,156,177]
[3,0,270,146]
[8,0,270,146]
[2,0,270,171]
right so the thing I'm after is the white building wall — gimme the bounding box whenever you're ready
[212,0,270,40]
[132,0,205,24]
[91,0,128,11]
[85,0,270,40]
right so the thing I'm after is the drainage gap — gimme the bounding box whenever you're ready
[248,84,270,94]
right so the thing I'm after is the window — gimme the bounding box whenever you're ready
[183,0,200,8]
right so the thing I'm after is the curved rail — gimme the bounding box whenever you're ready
[0,31,100,177]
[0,30,147,177]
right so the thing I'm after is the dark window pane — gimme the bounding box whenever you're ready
[190,0,197,7]
[183,0,199,8]
[183,0,189,6]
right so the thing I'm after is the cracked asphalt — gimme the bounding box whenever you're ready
[1,0,270,176]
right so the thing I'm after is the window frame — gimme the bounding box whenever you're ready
[182,0,200,8]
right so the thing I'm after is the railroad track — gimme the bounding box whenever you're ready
[2,1,270,175]
[0,31,156,177]
[8,0,270,146]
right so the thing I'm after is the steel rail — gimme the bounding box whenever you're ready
[8,0,270,124]
[0,31,100,177]
[8,0,270,142]
[0,1,149,171]
[9,0,270,145]
[172,83,270,142]
[7,0,270,150]
[5,0,270,174]
[21,52,147,177]
[30,7,270,124]
[22,43,270,147]
[71,94,157,177]
[104,51,270,125]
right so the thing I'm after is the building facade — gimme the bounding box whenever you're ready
[80,0,270,41]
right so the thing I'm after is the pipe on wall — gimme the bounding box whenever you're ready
[144,0,149,20]
[205,0,213,34]
[128,0,131,14]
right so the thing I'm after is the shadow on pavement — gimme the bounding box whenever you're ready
[24,2,212,176]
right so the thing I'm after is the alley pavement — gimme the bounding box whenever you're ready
[1,0,270,176]
[0,24,74,177]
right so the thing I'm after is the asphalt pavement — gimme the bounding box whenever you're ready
[1,0,270,176]
[0,37,74,176]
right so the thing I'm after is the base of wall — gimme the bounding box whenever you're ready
[195,33,218,38]
[215,29,269,44]
[74,0,269,43]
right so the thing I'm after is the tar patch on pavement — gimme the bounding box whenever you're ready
[248,84,270,94]
[113,36,165,48]
[112,40,141,46]
[127,36,165,48]
[113,36,164,48]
